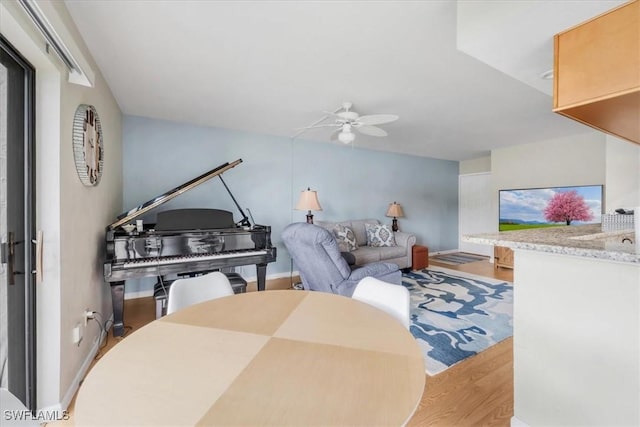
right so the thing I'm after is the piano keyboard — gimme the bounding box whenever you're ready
[122,249,269,269]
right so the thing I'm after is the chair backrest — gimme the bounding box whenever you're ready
[281,223,353,294]
[166,271,234,314]
[352,276,411,329]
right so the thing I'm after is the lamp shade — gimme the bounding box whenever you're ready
[295,188,322,211]
[386,202,404,218]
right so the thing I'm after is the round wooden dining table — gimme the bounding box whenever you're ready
[75,290,425,426]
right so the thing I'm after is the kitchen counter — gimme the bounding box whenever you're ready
[466,224,640,425]
[463,223,638,264]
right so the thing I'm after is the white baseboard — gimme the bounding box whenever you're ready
[511,416,529,427]
[44,313,113,413]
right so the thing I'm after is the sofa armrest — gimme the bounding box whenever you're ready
[394,231,417,264]
[394,231,416,249]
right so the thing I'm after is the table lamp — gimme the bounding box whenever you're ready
[295,187,322,224]
[386,202,404,232]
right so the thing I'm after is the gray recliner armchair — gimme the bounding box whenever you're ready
[281,222,402,297]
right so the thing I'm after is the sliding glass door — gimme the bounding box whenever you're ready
[0,34,36,410]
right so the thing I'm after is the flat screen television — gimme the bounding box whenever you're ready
[499,185,603,231]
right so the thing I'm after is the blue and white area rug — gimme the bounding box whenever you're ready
[402,267,513,376]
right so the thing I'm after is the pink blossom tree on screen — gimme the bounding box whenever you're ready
[543,190,593,225]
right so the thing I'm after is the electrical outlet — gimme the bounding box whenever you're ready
[73,322,84,345]
[84,309,96,326]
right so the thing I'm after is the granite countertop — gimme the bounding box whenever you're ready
[463,223,639,264]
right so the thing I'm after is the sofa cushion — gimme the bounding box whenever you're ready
[352,245,406,268]
[349,219,380,246]
[333,224,358,252]
[365,224,397,247]
[352,246,382,265]
[376,245,407,260]
[315,220,338,234]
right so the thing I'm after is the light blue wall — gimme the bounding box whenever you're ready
[122,115,459,294]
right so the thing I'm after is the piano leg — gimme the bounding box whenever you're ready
[256,263,267,291]
[111,281,125,337]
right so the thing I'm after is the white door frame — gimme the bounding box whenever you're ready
[458,172,493,257]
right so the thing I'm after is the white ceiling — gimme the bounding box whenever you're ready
[63,0,624,161]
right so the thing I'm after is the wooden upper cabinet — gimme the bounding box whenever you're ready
[553,0,639,145]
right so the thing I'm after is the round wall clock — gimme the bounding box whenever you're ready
[72,104,104,186]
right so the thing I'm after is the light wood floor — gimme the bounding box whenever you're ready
[408,258,514,426]
[50,260,514,426]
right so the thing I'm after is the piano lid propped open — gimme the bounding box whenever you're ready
[108,159,243,231]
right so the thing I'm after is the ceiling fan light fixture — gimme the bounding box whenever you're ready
[294,101,398,143]
[338,111,359,121]
[338,130,356,144]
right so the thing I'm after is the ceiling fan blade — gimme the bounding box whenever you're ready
[295,123,340,130]
[357,114,399,126]
[291,105,345,139]
[324,108,359,121]
[357,125,388,137]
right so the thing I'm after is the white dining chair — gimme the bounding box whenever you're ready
[166,271,235,314]
[352,276,411,329]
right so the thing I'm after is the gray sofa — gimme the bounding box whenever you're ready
[316,219,416,269]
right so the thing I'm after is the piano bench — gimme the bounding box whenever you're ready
[153,272,247,319]
[225,272,248,294]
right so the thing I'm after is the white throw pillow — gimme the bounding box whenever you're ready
[334,224,358,252]
[365,224,397,247]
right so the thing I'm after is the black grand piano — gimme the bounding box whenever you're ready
[104,159,276,336]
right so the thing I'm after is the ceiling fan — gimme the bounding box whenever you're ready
[295,102,399,144]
